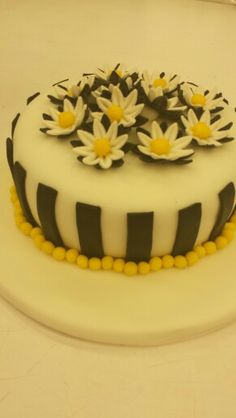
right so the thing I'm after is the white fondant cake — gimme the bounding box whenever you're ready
[6,65,236,274]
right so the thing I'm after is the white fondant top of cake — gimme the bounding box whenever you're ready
[14,88,236,211]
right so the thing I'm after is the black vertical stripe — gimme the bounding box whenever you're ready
[76,202,104,258]
[126,212,153,262]
[11,113,20,138]
[6,137,14,180]
[37,183,64,246]
[172,203,202,256]
[14,162,37,226]
[27,92,40,105]
[209,182,235,240]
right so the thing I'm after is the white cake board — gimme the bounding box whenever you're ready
[1,157,236,346]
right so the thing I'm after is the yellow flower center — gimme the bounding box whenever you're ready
[66,88,73,97]
[107,104,124,122]
[153,78,167,89]
[115,69,122,77]
[94,138,111,157]
[191,93,206,107]
[191,122,211,139]
[109,69,123,77]
[58,111,75,128]
[150,138,171,155]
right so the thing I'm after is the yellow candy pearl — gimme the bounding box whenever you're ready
[34,234,45,249]
[124,261,138,276]
[30,227,43,239]
[52,247,66,261]
[224,222,236,231]
[230,214,236,225]
[194,245,206,258]
[10,185,16,194]
[77,255,88,269]
[102,256,113,270]
[191,122,211,140]
[113,258,125,273]
[215,236,228,250]
[58,111,75,128]
[186,251,199,266]
[149,257,162,272]
[14,206,23,216]
[10,193,18,203]
[20,222,33,236]
[191,93,206,107]
[89,257,102,271]
[14,200,22,211]
[15,215,26,227]
[204,241,217,255]
[162,255,174,269]
[107,104,124,122]
[174,255,187,269]
[138,262,151,275]
[222,229,234,242]
[41,241,55,255]
[66,248,79,263]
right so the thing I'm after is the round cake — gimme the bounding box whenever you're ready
[6,64,236,275]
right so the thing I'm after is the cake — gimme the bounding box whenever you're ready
[6,64,236,276]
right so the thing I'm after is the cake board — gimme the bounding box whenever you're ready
[1,153,236,346]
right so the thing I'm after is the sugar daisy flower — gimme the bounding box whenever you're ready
[181,109,230,147]
[73,119,128,169]
[41,97,86,136]
[52,75,95,101]
[142,70,180,101]
[181,83,224,111]
[95,64,129,81]
[137,121,193,163]
[93,85,144,127]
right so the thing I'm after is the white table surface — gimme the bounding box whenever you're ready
[1,0,236,417]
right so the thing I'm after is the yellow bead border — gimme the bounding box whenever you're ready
[10,185,236,276]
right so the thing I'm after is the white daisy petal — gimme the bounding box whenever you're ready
[124,89,137,109]
[151,121,163,139]
[99,156,112,169]
[46,128,72,136]
[97,97,111,113]
[49,107,60,121]
[165,123,178,142]
[200,110,210,125]
[181,115,191,129]
[73,146,93,157]
[168,148,193,159]
[93,118,106,138]
[137,145,152,156]
[77,130,95,145]
[91,112,103,120]
[107,121,118,141]
[188,109,198,125]
[172,135,192,150]
[110,149,124,160]
[115,86,125,106]
[83,155,99,165]
[64,98,74,112]
[137,132,152,146]
[211,131,228,140]
[206,88,216,101]
[112,135,128,148]
[43,120,58,129]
